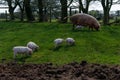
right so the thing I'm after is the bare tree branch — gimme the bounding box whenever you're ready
[67,0,73,7]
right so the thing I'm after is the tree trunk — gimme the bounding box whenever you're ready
[20,10,24,21]
[38,0,43,22]
[6,0,17,21]
[16,0,24,21]
[43,7,48,22]
[24,0,35,21]
[49,5,52,23]
[60,0,67,23]
[5,10,8,21]
[79,5,82,13]
[69,7,72,16]
[9,8,14,20]
[83,8,88,14]
[101,0,113,25]
[103,9,109,25]
[79,0,90,14]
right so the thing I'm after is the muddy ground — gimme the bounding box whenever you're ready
[0,61,120,80]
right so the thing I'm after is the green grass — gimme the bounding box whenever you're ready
[0,21,120,65]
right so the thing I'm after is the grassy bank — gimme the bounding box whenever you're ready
[0,21,120,65]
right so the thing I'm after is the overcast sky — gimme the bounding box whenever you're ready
[89,1,120,11]
[0,2,120,13]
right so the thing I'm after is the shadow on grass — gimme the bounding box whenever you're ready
[49,45,76,51]
[64,44,76,48]
[49,46,63,51]
[14,55,31,63]
[72,29,98,32]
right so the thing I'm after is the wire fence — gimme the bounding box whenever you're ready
[0,7,9,21]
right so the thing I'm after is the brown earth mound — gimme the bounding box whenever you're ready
[0,61,120,80]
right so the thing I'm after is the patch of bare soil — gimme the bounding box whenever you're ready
[0,61,120,80]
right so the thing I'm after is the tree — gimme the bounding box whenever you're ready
[28,0,61,22]
[60,0,73,23]
[5,0,17,20]
[37,0,44,22]
[79,0,92,13]
[15,0,24,21]
[60,0,67,23]
[24,0,35,21]
[49,0,61,19]
[43,0,61,22]
[101,0,113,25]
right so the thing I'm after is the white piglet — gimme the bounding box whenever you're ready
[65,37,75,46]
[27,41,39,52]
[13,46,33,59]
[75,25,84,29]
[54,38,64,48]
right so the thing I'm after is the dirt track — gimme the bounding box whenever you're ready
[0,61,120,80]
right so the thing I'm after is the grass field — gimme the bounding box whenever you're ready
[0,21,120,65]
